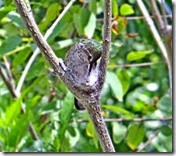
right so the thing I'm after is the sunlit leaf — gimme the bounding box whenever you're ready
[112,122,127,144]
[127,50,153,61]
[103,105,135,118]
[127,124,145,150]
[120,4,134,16]
[112,0,118,17]
[86,120,94,137]
[6,114,29,147]
[0,5,15,20]
[86,120,99,148]
[105,71,123,101]
[118,70,130,95]
[4,97,22,126]
[84,13,96,38]
[56,39,74,49]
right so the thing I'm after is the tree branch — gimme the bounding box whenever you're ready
[76,117,172,123]
[0,66,16,98]
[16,0,76,95]
[108,61,166,69]
[14,0,115,152]
[96,14,172,22]
[98,0,112,90]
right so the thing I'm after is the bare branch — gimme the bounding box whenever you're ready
[76,117,172,123]
[98,0,112,90]
[87,104,115,152]
[96,14,172,22]
[108,61,166,69]
[0,66,16,98]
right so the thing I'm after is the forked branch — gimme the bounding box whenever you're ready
[14,0,115,152]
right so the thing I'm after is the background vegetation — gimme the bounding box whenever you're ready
[0,0,172,152]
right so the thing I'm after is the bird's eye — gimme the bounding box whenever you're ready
[88,55,92,61]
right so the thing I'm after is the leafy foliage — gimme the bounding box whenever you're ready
[0,0,172,152]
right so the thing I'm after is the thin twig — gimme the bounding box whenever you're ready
[0,67,16,98]
[96,14,172,22]
[136,130,160,152]
[16,0,76,94]
[76,117,172,123]
[108,61,166,69]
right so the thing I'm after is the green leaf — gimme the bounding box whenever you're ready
[73,13,82,36]
[4,97,22,126]
[6,114,29,147]
[102,105,135,118]
[60,92,74,125]
[56,39,74,50]
[0,5,15,20]
[60,136,71,152]
[112,0,118,17]
[84,13,96,38]
[157,94,172,115]
[117,17,127,34]
[127,50,153,61]
[0,35,22,56]
[127,124,145,150]
[160,126,172,136]
[4,0,13,5]
[118,70,130,95]
[12,46,31,67]
[59,91,74,149]
[26,59,45,80]
[39,3,61,31]
[89,0,97,14]
[112,122,127,144]
[86,120,99,148]
[120,4,134,16]
[105,71,123,101]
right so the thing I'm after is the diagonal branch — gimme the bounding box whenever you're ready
[16,0,76,94]
[14,0,65,87]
